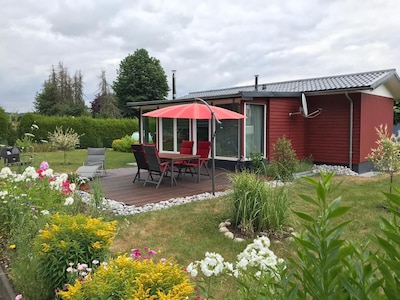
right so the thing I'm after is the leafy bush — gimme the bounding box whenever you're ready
[34,213,117,296]
[269,136,298,182]
[366,124,400,193]
[112,135,134,152]
[58,249,194,299]
[228,172,292,236]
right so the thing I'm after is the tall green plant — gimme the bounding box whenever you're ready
[366,124,400,193]
[375,187,400,298]
[253,173,383,299]
[270,136,298,182]
[229,172,292,236]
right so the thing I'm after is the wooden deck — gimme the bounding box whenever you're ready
[99,167,233,206]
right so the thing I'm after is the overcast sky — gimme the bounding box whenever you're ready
[1,0,399,113]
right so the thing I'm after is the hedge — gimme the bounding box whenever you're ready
[18,113,138,148]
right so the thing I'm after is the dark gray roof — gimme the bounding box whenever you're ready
[180,69,400,99]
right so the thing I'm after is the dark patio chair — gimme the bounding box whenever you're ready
[0,146,32,167]
[182,141,211,179]
[131,144,150,183]
[143,144,177,188]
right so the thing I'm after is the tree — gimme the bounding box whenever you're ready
[366,124,400,193]
[34,62,88,116]
[0,107,11,145]
[112,49,169,118]
[48,126,82,165]
[90,70,121,118]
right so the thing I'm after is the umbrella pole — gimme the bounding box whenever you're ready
[195,97,217,195]
[211,113,216,195]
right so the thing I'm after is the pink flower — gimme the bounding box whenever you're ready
[130,248,141,259]
[61,181,72,195]
[36,169,45,179]
[40,161,49,170]
[148,250,157,255]
[15,295,23,300]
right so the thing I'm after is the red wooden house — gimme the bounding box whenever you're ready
[129,69,400,173]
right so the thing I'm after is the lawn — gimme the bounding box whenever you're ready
[6,148,135,173]
[4,150,398,298]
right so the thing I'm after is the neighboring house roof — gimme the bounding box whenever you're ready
[180,69,400,99]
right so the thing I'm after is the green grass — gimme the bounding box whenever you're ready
[6,149,135,173]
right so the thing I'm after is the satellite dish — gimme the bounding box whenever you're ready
[301,93,308,117]
[289,93,322,118]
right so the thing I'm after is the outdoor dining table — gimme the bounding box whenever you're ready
[158,152,201,186]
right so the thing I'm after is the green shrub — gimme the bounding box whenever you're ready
[112,135,134,152]
[58,251,194,299]
[269,136,298,182]
[18,113,138,148]
[228,172,292,236]
[249,152,268,175]
[34,213,117,297]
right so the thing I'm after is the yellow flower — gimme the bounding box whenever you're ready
[92,241,102,250]
[58,240,67,248]
[9,244,16,249]
[38,229,52,240]
[42,243,51,253]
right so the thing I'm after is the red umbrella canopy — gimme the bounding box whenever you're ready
[142,103,246,120]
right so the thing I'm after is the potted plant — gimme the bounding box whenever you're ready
[68,173,90,190]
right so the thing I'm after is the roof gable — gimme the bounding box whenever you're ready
[181,69,400,99]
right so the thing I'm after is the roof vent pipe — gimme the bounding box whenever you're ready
[172,70,177,99]
[254,75,259,91]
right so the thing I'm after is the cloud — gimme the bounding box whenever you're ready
[0,0,399,112]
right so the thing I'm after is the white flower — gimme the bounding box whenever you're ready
[199,252,225,277]
[41,210,49,215]
[0,167,13,179]
[234,236,284,278]
[43,168,54,178]
[186,262,199,277]
[64,197,74,206]
[22,166,39,180]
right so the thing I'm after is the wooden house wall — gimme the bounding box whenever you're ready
[305,94,353,164]
[357,93,394,163]
[267,98,306,160]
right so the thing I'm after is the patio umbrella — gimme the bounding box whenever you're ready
[142,100,246,195]
[142,102,246,120]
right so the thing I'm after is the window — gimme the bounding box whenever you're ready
[245,104,265,157]
[161,118,190,152]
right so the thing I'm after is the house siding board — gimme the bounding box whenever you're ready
[267,98,305,160]
[358,93,394,163]
[305,95,352,164]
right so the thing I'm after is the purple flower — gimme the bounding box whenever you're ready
[40,161,49,170]
[15,295,23,300]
